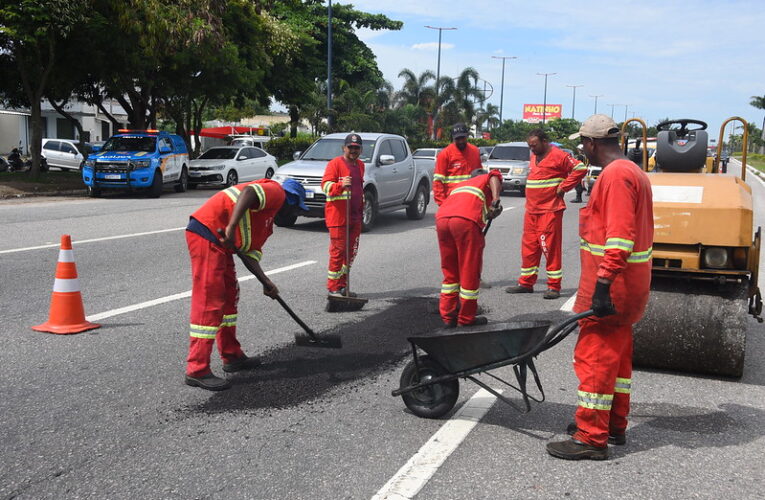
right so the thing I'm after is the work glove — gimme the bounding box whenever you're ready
[591,280,617,317]
[489,199,503,219]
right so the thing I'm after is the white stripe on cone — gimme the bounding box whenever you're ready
[53,278,81,293]
[58,249,75,262]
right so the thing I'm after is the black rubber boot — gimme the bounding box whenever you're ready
[546,439,608,460]
[567,422,626,446]
[184,373,231,391]
[222,355,262,373]
[543,289,561,299]
[505,285,533,294]
[459,316,488,327]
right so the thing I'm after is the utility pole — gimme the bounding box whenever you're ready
[425,25,457,139]
[590,94,603,114]
[608,103,616,119]
[623,104,629,123]
[491,55,517,128]
[565,84,583,120]
[327,0,333,130]
[537,72,556,125]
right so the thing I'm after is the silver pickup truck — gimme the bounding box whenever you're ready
[271,132,434,231]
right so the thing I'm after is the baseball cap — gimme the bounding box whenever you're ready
[344,133,362,147]
[452,123,469,139]
[569,114,621,140]
[281,178,309,211]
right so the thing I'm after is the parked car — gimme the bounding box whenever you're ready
[412,147,442,174]
[272,132,433,231]
[188,146,276,188]
[41,138,92,171]
[82,130,189,198]
[584,164,602,193]
[485,142,531,196]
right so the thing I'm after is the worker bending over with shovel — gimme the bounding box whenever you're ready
[184,178,308,391]
[436,169,503,327]
[322,133,365,299]
[546,115,653,460]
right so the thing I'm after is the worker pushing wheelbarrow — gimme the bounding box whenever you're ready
[392,310,593,418]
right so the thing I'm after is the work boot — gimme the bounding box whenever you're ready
[222,355,262,373]
[459,316,488,327]
[184,373,231,391]
[543,289,561,300]
[443,317,458,329]
[505,285,533,294]
[339,287,358,298]
[328,289,343,297]
[567,423,627,446]
[546,439,608,460]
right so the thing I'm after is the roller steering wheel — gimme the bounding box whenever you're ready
[656,119,707,138]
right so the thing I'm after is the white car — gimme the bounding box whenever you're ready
[188,146,277,188]
[41,138,90,171]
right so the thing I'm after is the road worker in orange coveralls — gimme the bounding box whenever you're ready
[433,123,483,206]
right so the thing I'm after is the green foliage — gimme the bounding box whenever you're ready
[264,136,317,162]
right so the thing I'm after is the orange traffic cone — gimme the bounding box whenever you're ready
[32,235,101,334]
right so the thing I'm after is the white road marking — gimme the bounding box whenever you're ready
[85,260,316,322]
[0,227,186,255]
[374,298,577,499]
[371,388,500,500]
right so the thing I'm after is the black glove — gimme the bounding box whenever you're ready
[489,199,503,219]
[591,280,616,317]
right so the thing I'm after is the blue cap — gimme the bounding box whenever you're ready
[281,178,309,211]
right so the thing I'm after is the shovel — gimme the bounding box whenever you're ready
[326,188,368,312]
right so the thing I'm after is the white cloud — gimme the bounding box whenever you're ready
[411,42,455,51]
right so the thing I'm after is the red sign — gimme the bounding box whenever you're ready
[522,104,562,123]
[482,132,491,140]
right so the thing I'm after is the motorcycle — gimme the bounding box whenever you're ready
[3,148,48,173]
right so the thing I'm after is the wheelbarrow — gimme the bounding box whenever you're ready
[392,310,594,418]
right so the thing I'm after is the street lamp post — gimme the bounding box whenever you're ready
[537,72,556,125]
[491,55,517,128]
[425,25,457,139]
[327,0,333,129]
[590,94,603,114]
[623,104,629,123]
[608,103,616,119]
[566,84,583,120]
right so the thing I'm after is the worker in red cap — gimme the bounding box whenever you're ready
[433,123,483,206]
[184,178,308,391]
[506,129,587,299]
[322,133,365,296]
[436,168,503,327]
[546,114,653,460]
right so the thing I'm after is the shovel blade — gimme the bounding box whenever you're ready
[326,295,368,313]
[294,331,343,349]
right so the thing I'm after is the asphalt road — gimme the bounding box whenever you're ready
[1,162,764,499]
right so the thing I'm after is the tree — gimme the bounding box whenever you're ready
[0,0,90,175]
[750,95,765,154]
[395,69,436,109]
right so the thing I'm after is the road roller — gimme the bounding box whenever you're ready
[621,117,762,377]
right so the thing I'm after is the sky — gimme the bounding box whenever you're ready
[345,0,765,140]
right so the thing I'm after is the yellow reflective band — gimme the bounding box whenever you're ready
[459,287,479,300]
[520,266,538,276]
[238,209,252,253]
[327,270,344,279]
[441,283,459,294]
[190,323,218,339]
[577,390,614,410]
[221,314,237,328]
[573,163,587,171]
[326,190,350,202]
[322,181,336,195]
[223,186,241,204]
[433,173,446,181]
[244,249,262,262]
[627,247,653,263]
[581,238,652,264]
[249,183,267,211]
[547,269,563,278]
[614,377,632,394]
[444,174,471,184]
[526,178,564,188]
[605,237,635,252]
[450,185,486,202]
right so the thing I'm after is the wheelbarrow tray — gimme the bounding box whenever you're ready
[408,320,551,374]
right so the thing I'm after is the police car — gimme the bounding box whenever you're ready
[82,130,189,197]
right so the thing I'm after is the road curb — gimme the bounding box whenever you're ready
[0,189,88,200]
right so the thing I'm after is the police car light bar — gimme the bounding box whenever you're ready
[118,129,160,134]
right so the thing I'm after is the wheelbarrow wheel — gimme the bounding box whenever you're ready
[399,355,459,419]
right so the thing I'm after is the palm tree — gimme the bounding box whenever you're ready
[433,68,481,133]
[476,103,500,133]
[750,95,765,153]
[395,69,436,109]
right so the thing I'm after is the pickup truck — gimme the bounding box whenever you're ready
[271,132,434,231]
[484,141,531,196]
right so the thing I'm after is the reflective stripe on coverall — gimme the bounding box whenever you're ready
[572,158,653,447]
[433,142,482,206]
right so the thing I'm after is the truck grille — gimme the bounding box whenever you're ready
[96,161,130,173]
[288,175,322,186]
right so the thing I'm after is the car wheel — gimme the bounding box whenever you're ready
[265,167,274,179]
[399,355,459,419]
[225,170,238,187]
[362,189,378,232]
[87,185,101,198]
[148,171,163,198]
[274,213,298,227]
[406,182,428,220]
[174,167,188,193]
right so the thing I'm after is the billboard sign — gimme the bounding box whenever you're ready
[522,104,562,123]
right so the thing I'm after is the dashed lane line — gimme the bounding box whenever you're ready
[0,227,186,255]
[86,260,316,322]
[372,297,575,499]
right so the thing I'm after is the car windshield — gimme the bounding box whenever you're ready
[301,138,376,162]
[102,136,156,153]
[413,149,436,158]
[490,146,530,161]
[199,148,238,160]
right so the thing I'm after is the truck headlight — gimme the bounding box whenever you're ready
[85,159,96,168]
[703,247,729,268]
[131,159,151,169]
[271,174,286,183]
